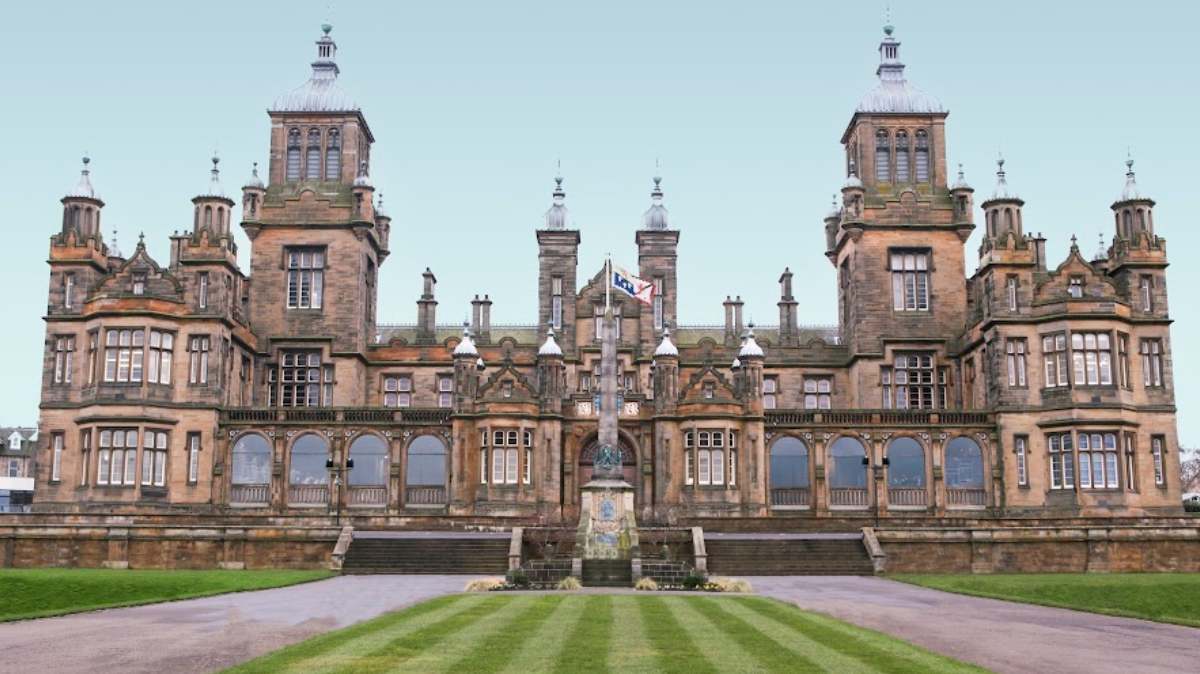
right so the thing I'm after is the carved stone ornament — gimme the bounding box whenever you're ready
[975,432,989,444]
[860,432,871,440]
[823,433,833,441]
[623,401,640,416]
[939,433,949,441]
[442,431,452,440]
[383,430,393,438]
[918,432,930,440]
[801,433,813,441]
[881,433,892,440]
[325,430,334,437]
[228,430,238,438]
[268,430,275,437]
[286,430,296,438]
[403,430,412,439]
[576,402,594,416]
[765,432,774,440]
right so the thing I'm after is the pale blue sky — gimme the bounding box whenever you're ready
[2,1,1197,445]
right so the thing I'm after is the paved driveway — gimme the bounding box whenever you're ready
[752,576,1200,674]
[0,575,468,674]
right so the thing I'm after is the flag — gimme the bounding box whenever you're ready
[612,263,655,306]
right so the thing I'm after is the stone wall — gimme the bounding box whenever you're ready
[0,523,337,570]
[877,525,1200,573]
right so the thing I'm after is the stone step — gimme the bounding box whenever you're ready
[704,537,873,576]
[343,537,509,575]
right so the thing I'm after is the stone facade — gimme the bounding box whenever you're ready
[34,24,1182,528]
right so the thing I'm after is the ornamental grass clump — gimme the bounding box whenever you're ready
[634,577,659,591]
[556,577,583,590]
[711,577,753,593]
[464,577,505,592]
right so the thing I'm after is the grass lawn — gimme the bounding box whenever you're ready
[0,568,331,622]
[220,593,991,674]
[895,573,1200,628]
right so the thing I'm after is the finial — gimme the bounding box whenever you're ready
[1126,149,1135,174]
[997,153,1005,174]
[547,320,556,337]
[849,158,858,176]
[137,231,145,247]
[958,163,964,178]
[252,162,259,176]
[653,157,661,185]
[1070,234,1079,252]
[883,4,894,35]
[82,154,91,169]
[555,158,563,185]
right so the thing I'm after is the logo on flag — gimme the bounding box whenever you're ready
[612,264,655,306]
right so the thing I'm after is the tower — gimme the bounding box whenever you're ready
[243,23,388,405]
[636,173,678,355]
[49,157,110,316]
[537,170,580,353]
[830,23,971,363]
[1109,156,1167,317]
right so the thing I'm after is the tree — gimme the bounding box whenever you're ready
[1180,447,1200,493]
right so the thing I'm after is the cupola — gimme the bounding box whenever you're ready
[192,155,236,236]
[61,156,104,238]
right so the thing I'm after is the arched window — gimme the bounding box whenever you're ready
[325,128,341,181]
[895,130,910,182]
[231,434,271,485]
[770,437,809,490]
[1123,210,1132,238]
[203,206,213,229]
[348,435,388,486]
[989,210,999,237]
[886,437,925,488]
[875,130,891,182]
[70,206,80,229]
[305,129,321,181]
[406,435,446,487]
[217,207,226,231]
[914,130,930,182]
[1004,208,1013,232]
[945,437,985,489]
[289,434,329,485]
[286,129,302,181]
[1137,209,1146,233]
[83,208,92,232]
[829,436,867,488]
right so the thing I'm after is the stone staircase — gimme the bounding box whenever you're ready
[342,532,509,575]
[581,559,633,587]
[704,533,875,576]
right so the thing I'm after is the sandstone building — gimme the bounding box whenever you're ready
[35,23,1181,524]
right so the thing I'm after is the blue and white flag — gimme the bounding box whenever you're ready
[612,263,655,306]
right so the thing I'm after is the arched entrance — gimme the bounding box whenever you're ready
[578,435,637,487]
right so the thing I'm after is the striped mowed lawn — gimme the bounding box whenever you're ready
[221,593,991,674]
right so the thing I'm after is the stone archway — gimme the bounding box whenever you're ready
[578,434,638,488]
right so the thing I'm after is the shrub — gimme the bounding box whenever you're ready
[711,577,753,593]
[634,577,660,591]
[508,568,531,588]
[556,577,583,590]
[464,577,505,592]
[682,572,708,590]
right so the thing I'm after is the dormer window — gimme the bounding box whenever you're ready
[1068,276,1084,299]
[132,274,147,295]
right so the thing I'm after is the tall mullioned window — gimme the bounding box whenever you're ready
[875,129,890,182]
[53,335,75,384]
[325,128,341,181]
[270,351,330,407]
[1141,338,1163,387]
[895,130,910,182]
[305,128,321,180]
[141,430,168,487]
[286,129,302,181]
[882,354,944,409]
[286,249,325,309]
[384,376,412,407]
[146,330,173,385]
[891,251,930,311]
[551,276,563,329]
[1072,333,1112,386]
[914,130,930,182]
[1006,339,1027,388]
[1042,334,1069,388]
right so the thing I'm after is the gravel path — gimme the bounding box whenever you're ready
[0,575,469,674]
[751,575,1200,674]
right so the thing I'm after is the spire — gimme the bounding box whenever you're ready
[856,20,943,114]
[739,321,765,358]
[243,162,265,189]
[453,321,478,356]
[271,23,358,112]
[544,162,569,230]
[353,159,372,187]
[654,325,679,357]
[539,323,564,357]
[1120,152,1144,202]
[199,154,227,199]
[989,154,1018,200]
[826,194,841,219]
[844,159,863,188]
[109,226,123,258]
[1093,232,1108,261]
[951,163,971,190]
[66,155,100,200]
[642,164,669,230]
